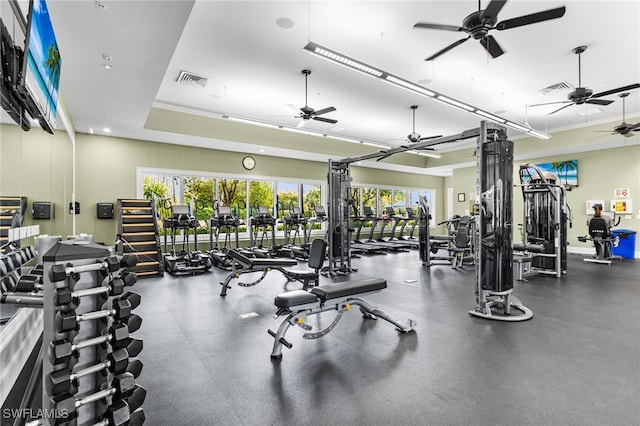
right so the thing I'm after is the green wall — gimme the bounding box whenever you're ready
[1,124,445,245]
[0,123,72,238]
[450,135,640,252]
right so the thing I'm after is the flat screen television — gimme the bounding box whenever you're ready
[16,0,61,134]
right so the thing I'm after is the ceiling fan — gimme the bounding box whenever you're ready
[413,0,566,60]
[295,69,337,128]
[595,93,640,138]
[403,105,442,143]
[530,46,640,115]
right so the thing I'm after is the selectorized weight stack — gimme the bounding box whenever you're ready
[325,159,357,275]
[517,164,570,278]
[469,122,533,321]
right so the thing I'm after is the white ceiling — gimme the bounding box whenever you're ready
[3,0,640,172]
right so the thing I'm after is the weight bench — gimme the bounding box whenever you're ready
[268,277,416,360]
[220,249,297,296]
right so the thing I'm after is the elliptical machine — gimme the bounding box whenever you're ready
[163,202,212,275]
[281,202,309,259]
[248,201,276,257]
[208,200,243,269]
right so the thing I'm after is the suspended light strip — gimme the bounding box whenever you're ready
[527,129,551,140]
[407,149,442,159]
[435,95,474,112]
[224,115,280,129]
[473,110,506,123]
[303,41,550,140]
[384,76,435,97]
[506,121,530,132]
[305,43,383,78]
[361,141,391,149]
[223,114,391,149]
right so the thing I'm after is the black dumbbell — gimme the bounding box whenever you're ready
[94,388,146,426]
[49,324,130,365]
[121,337,143,358]
[15,274,42,292]
[47,348,130,395]
[49,257,121,282]
[56,300,132,332]
[119,292,141,310]
[54,276,134,306]
[119,270,138,286]
[129,408,145,426]
[120,313,143,334]
[125,358,144,379]
[124,384,147,412]
[51,372,136,423]
[120,255,138,269]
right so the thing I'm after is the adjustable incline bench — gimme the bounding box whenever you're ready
[220,249,297,296]
[268,278,416,360]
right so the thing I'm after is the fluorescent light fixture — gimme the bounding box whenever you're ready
[279,126,313,135]
[408,150,442,159]
[324,134,360,143]
[103,127,111,133]
[474,110,506,123]
[303,41,550,140]
[505,121,529,132]
[224,115,280,129]
[361,141,391,149]
[384,76,435,97]
[303,42,382,78]
[527,129,551,140]
[435,95,474,111]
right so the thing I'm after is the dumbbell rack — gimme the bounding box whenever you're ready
[0,196,27,251]
[43,241,145,425]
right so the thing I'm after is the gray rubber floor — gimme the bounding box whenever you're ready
[133,251,640,425]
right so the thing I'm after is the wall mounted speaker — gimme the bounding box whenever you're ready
[97,203,114,219]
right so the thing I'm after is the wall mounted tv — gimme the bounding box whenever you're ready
[16,0,61,134]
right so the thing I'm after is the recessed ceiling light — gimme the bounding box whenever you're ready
[88,127,94,134]
[95,2,106,9]
[103,127,111,133]
[276,17,295,29]
[100,63,113,70]
[102,54,112,61]
[259,149,265,153]
[418,78,432,85]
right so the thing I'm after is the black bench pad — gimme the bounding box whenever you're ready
[311,278,387,302]
[226,250,296,267]
[274,290,318,308]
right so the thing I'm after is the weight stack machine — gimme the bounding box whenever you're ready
[42,241,146,425]
[469,122,533,321]
[518,164,569,277]
[326,159,356,275]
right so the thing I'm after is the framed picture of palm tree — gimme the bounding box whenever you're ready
[524,160,578,189]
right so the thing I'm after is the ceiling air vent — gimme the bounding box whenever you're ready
[177,70,210,88]
[536,81,573,96]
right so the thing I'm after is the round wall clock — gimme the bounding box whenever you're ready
[242,155,256,170]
